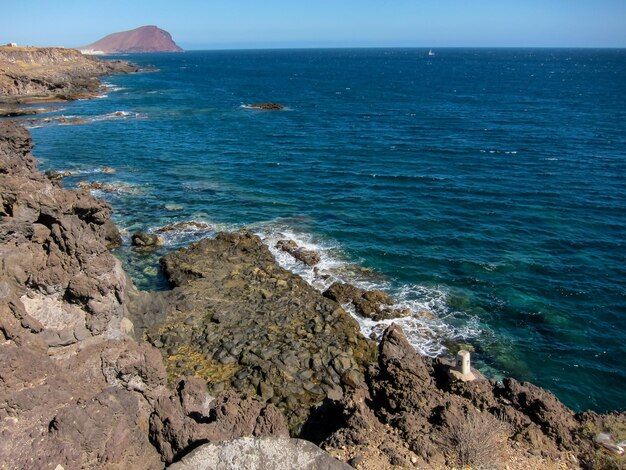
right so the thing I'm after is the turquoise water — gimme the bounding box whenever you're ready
[26,49,625,413]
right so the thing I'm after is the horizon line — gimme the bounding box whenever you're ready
[111,45,626,54]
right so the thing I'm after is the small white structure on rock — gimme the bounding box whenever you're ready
[448,350,476,382]
[6,43,18,47]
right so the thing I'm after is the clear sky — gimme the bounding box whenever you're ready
[2,0,626,49]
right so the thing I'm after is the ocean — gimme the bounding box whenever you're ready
[25,48,626,413]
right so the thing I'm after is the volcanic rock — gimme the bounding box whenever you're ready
[323,282,409,321]
[154,220,210,233]
[144,230,376,432]
[0,46,137,103]
[0,121,292,468]
[308,323,625,469]
[132,231,164,249]
[275,239,321,266]
[80,25,183,54]
[244,103,285,110]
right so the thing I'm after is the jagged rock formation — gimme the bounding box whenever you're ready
[80,25,183,54]
[306,324,626,469]
[136,231,377,433]
[1,119,624,469]
[0,46,137,107]
[0,121,289,468]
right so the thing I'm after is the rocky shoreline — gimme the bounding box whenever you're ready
[1,52,625,469]
[0,45,137,116]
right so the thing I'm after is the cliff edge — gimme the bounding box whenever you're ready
[0,46,137,106]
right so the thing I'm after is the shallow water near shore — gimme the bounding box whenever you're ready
[25,48,626,413]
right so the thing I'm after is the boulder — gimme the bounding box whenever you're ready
[148,230,376,432]
[132,231,163,248]
[168,437,351,470]
[275,239,321,266]
[323,282,408,321]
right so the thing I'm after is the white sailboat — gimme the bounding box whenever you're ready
[428,49,435,56]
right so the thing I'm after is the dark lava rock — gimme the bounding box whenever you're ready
[154,220,210,233]
[169,437,351,470]
[245,102,285,110]
[308,323,621,469]
[131,231,163,248]
[0,122,292,468]
[323,282,409,321]
[276,239,321,266]
[0,107,38,117]
[147,230,377,433]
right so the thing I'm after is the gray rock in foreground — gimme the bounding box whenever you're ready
[168,437,351,470]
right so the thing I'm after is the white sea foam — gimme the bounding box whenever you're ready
[143,218,238,248]
[90,111,146,122]
[480,149,518,155]
[86,181,142,196]
[131,216,481,356]
[255,223,481,357]
[101,83,127,93]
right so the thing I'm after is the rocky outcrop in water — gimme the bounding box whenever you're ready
[276,239,321,266]
[323,281,410,321]
[0,121,291,468]
[0,46,137,104]
[140,231,376,433]
[244,102,285,110]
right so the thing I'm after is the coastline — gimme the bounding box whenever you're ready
[1,48,625,469]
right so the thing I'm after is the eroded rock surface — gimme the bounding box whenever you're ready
[275,239,321,266]
[146,231,377,432]
[0,46,137,103]
[323,282,409,321]
[0,121,290,469]
[310,324,626,469]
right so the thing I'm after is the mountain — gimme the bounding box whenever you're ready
[80,25,183,54]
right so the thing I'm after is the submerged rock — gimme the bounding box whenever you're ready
[131,231,164,248]
[244,102,285,110]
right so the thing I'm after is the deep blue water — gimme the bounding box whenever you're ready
[25,48,626,413]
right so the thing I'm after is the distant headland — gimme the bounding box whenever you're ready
[79,25,183,55]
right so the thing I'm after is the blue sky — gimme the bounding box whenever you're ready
[3,0,626,49]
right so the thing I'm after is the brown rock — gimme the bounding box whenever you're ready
[154,220,210,233]
[245,102,285,110]
[131,231,163,249]
[276,239,321,266]
[323,282,406,321]
[149,230,376,432]
[80,25,183,54]
[0,46,137,103]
